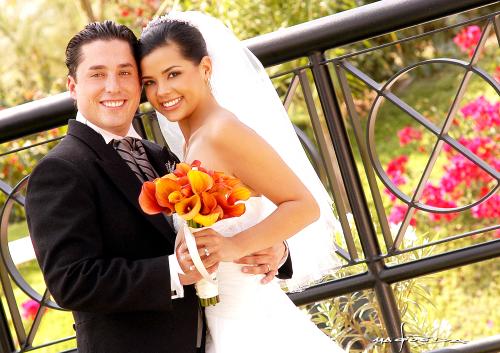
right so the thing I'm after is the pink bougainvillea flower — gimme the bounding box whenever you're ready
[397,126,423,146]
[471,194,500,220]
[386,155,408,178]
[453,25,482,57]
[494,66,500,83]
[460,96,500,131]
[384,188,397,202]
[440,134,499,211]
[384,95,498,228]
[383,155,411,203]
[421,183,459,222]
[388,204,416,226]
[21,299,40,320]
[385,155,409,192]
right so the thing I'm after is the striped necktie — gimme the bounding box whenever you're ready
[112,137,158,182]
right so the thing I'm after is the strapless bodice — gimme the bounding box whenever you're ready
[174,197,274,318]
[174,197,343,352]
[206,196,266,237]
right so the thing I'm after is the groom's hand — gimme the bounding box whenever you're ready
[176,239,219,286]
[234,242,286,284]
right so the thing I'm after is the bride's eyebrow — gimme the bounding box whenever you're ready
[161,65,181,74]
[141,65,182,80]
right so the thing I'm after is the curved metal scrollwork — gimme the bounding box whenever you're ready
[366,58,500,214]
[0,175,61,309]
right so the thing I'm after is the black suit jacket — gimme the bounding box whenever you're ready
[26,120,200,353]
[26,119,293,353]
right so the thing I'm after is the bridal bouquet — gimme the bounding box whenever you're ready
[139,160,251,306]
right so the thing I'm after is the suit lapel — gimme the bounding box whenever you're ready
[67,120,175,244]
[142,139,180,176]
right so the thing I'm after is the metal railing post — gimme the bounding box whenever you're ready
[309,51,409,353]
[0,302,14,353]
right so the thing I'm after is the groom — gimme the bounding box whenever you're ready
[25,21,291,353]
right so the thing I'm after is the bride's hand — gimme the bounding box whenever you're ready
[176,238,219,286]
[193,228,245,262]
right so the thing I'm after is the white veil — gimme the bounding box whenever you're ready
[145,11,342,291]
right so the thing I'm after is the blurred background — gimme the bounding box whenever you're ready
[0,1,498,353]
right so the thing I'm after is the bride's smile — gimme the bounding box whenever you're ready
[161,96,183,110]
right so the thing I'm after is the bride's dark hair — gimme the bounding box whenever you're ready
[139,19,208,64]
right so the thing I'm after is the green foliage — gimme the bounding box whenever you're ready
[0,0,85,107]
[306,220,442,352]
[0,128,64,221]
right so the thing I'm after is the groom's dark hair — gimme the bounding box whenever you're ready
[65,20,139,79]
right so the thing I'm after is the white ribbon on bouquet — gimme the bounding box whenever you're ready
[182,223,219,299]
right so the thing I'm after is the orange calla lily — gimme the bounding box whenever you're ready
[173,162,192,177]
[209,183,229,195]
[200,192,217,215]
[191,160,209,173]
[214,192,247,219]
[188,170,214,194]
[227,186,252,205]
[155,178,181,209]
[168,191,184,204]
[139,181,165,215]
[181,184,193,197]
[175,194,201,220]
[163,173,178,181]
[223,177,242,188]
[193,212,220,227]
[213,191,229,206]
[213,205,224,219]
[138,160,251,227]
[222,203,246,219]
[176,176,190,186]
[193,192,223,226]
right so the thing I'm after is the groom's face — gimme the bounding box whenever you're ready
[67,39,141,136]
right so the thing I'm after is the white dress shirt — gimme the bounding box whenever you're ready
[76,112,185,299]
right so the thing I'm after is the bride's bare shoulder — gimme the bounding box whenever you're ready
[205,109,256,143]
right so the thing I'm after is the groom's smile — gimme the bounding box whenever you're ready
[101,99,126,108]
[67,39,141,136]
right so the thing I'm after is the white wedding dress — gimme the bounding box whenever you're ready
[191,197,345,353]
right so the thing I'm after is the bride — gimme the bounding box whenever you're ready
[139,11,345,353]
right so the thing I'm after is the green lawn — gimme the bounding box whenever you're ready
[1,260,75,352]
[7,221,29,241]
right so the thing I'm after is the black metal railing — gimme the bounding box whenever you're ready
[0,1,499,352]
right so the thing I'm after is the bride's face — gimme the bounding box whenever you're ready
[140,43,211,122]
